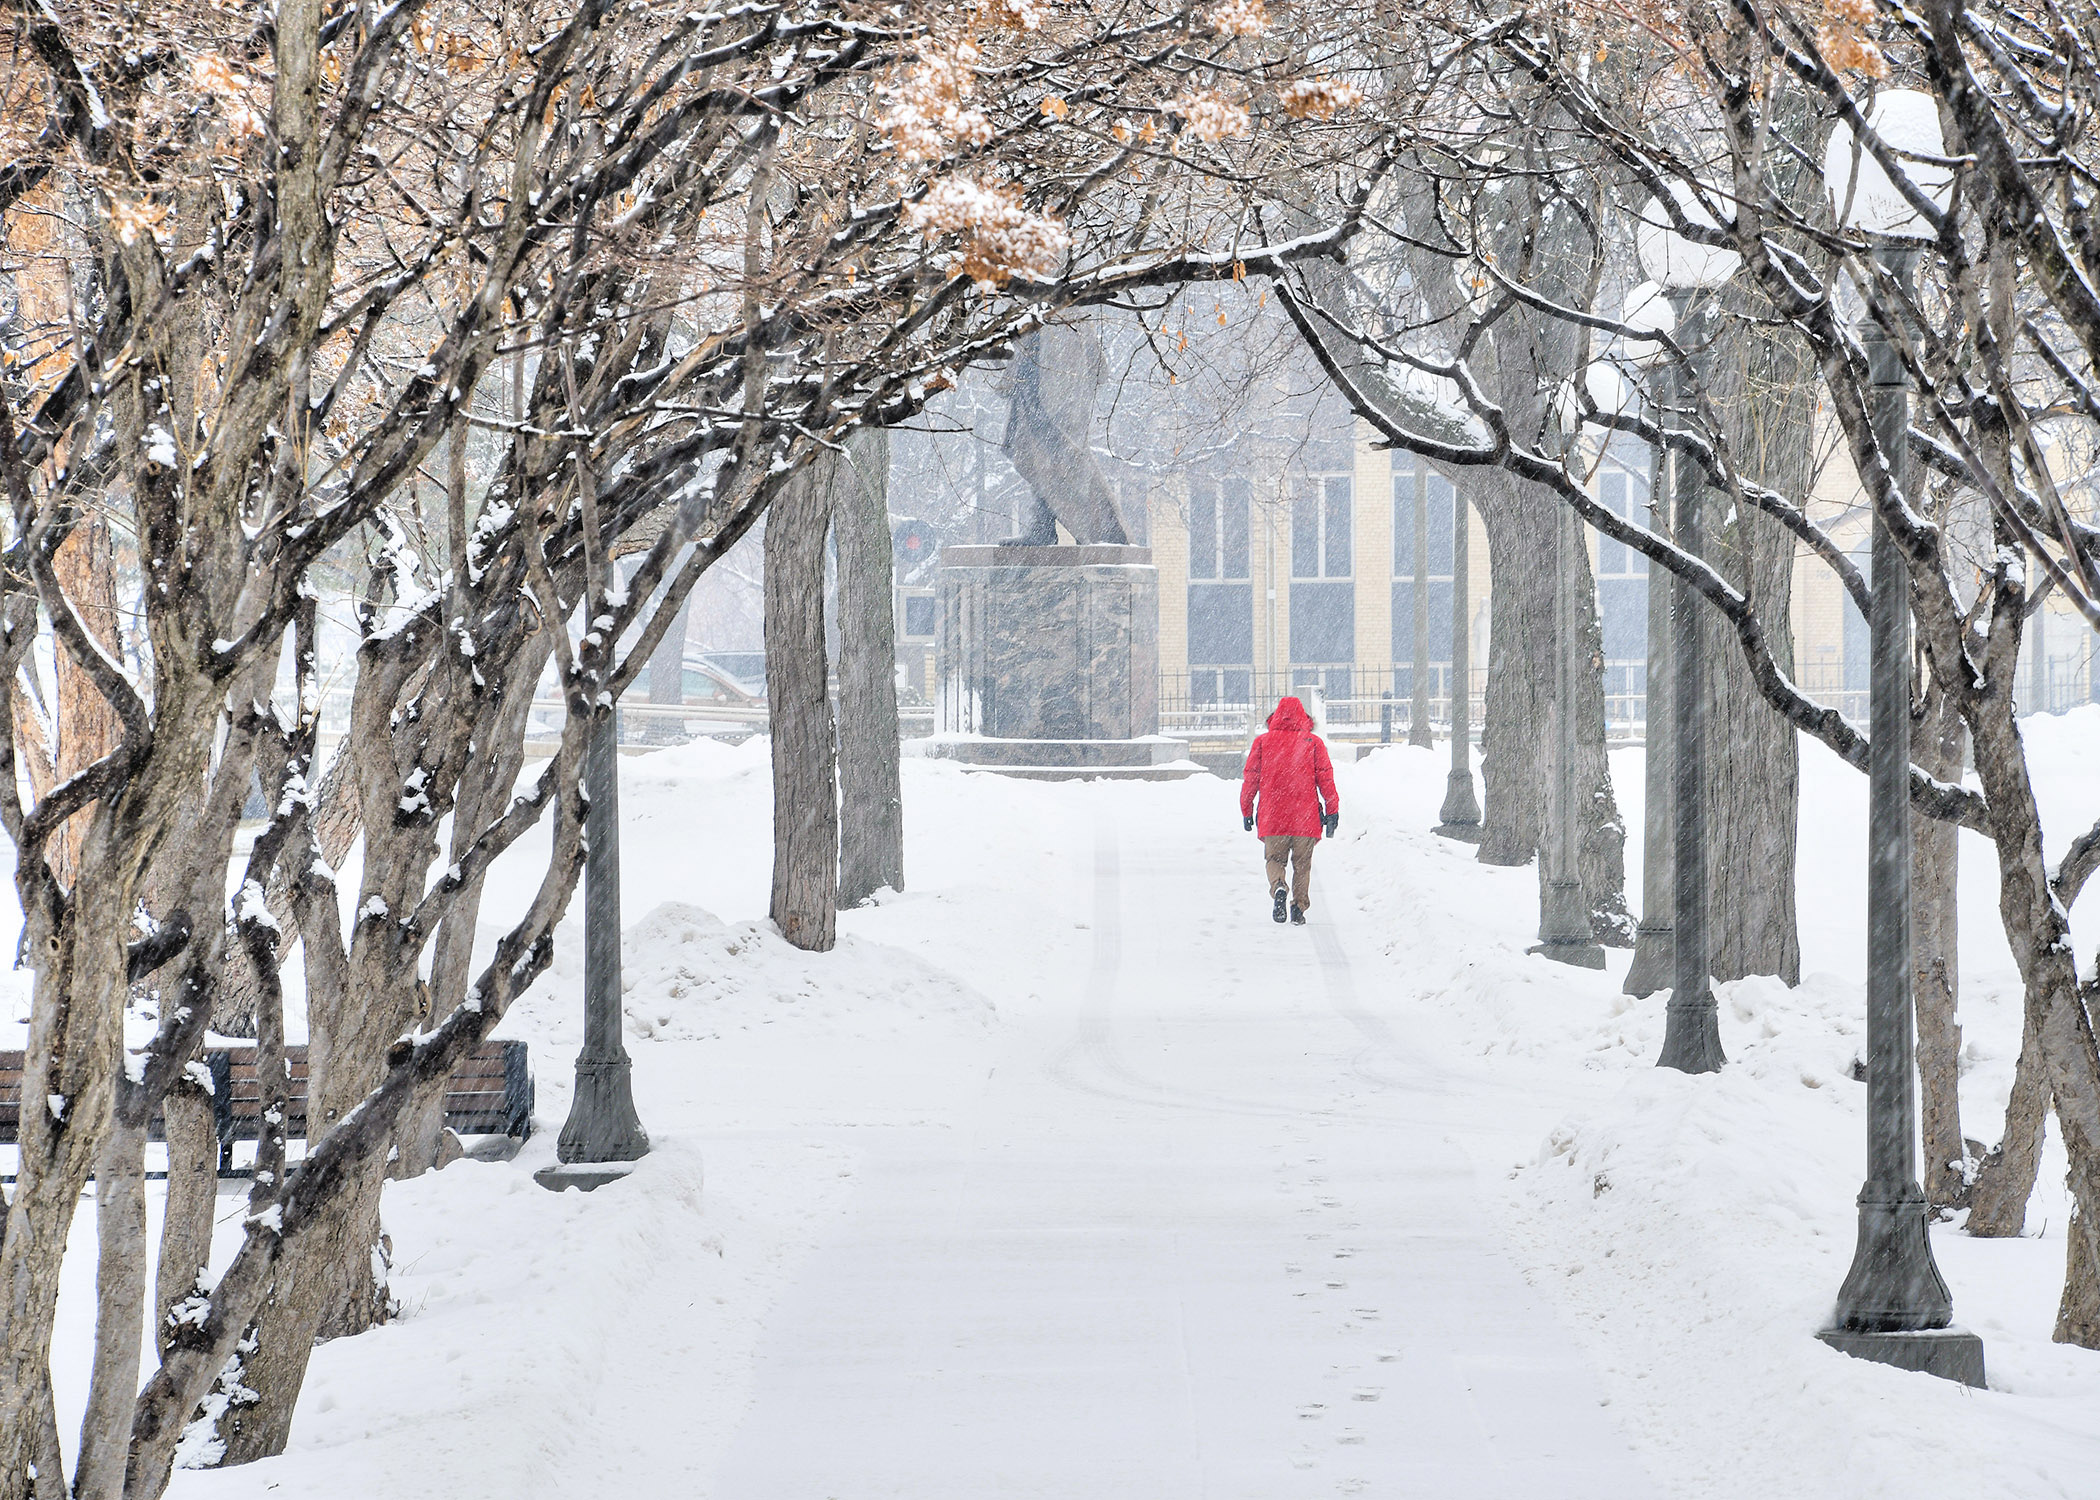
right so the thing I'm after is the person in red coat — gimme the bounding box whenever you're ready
[1240,695,1339,926]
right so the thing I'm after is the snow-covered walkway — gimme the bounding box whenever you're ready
[710,810,1657,1497]
[135,716,2100,1500]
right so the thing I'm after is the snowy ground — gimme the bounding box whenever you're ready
[19,708,2100,1496]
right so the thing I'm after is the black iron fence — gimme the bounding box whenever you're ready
[1163,664,1647,743]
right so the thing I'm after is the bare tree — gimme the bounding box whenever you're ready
[1275,0,2100,1342]
[767,457,842,951]
[836,427,906,908]
[0,1,1394,1489]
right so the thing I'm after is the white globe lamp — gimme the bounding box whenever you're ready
[1635,184,1742,292]
[1822,89,1951,238]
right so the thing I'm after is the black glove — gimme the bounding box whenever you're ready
[1323,812,1339,837]
[1243,815,1254,832]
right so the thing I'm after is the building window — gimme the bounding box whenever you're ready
[1289,582,1354,667]
[1190,667,1253,707]
[1293,665,1353,702]
[1595,460,1651,666]
[1392,461,1456,672]
[1187,471,1253,679]
[902,594,936,637]
[1843,541,1872,701]
[1393,464,1455,578]
[1188,583,1253,665]
[1188,476,1250,581]
[1596,467,1650,580]
[1292,473,1352,580]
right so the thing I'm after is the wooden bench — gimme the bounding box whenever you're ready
[0,1038,533,1175]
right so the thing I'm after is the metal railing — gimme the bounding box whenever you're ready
[312,676,948,759]
[2022,657,2098,716]
[521,697,935,750]
[525,697,768,750]
[1163,664,1657,742]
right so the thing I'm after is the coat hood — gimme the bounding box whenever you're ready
[1267,696,1313,732]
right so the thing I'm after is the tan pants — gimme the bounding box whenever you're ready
[1263,835,1316,912]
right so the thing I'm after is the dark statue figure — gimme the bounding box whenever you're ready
[999,319,1136,545]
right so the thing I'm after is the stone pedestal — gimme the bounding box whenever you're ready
[935,545,1195,780]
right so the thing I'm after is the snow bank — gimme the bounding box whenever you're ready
[517,899,994,1044]
[26,706,2100,1498]
[1330,733,2100,1498]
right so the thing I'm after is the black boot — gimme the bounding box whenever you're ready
[1272,885,1289,924]
[1290,902,1307,926]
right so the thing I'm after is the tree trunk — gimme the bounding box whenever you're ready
[29,1371,63,1500]
[2062,1198,2100,1348]
[0,862,125,1490]
[834,428,904,908]
[0,688,159,1489]
[1475,473,1630,939]
[1477,474,1552,869]
[215,744,363,1039]
[147,750,356,1415]
[217,659,438,1465]
[1968,1018,2049,1237]
[1913,689,1967,1208]
[73,1121,148,1500]
[766,461,839,951]
[399,639,547,1178]
[1697,489,1802,985]
[1694,133,1816,988]
[1961,649,2100,1345]
[0,520,127,1494]
[1571,533,1633,947]
[49,516,124,886]
[154,1080,220,1356]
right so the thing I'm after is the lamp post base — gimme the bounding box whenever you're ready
[1656,995,1726,1073]
[1623,922,1675,998]
[1829,1178,1954,1327]
[1817,1326,1984,1388]
[1435,767,1484,842]
[553,1053,651,1166]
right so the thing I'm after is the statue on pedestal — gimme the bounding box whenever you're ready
[927,315,1193,777]
[1000,319,1135,545]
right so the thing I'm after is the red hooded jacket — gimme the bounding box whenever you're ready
[1240,696,1339,838]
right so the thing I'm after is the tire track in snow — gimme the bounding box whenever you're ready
[1307,873,1445,1102]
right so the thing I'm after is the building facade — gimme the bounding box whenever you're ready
[1149,423,1647,738]
[903,412,2097,742]
[1147,416,2096,741]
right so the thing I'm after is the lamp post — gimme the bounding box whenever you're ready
[1634,193,1737,1073]
[1434,483,1483,840]
[539,681,652,1191]
[1815,91,1983,1386]
[1409,466,1433,747]
[1436,262,1487,841]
